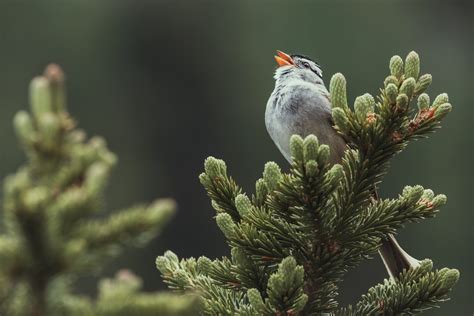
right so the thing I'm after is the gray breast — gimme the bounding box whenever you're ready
[265,82,346,164]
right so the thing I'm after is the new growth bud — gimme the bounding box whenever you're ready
[317,145,330,165]
[30,76,52,119]
[204,157,227,178]
[216,213,236,239]
[305,160,318,176]
[354,93,375,122]
[384,75,399,87]
[197,256,213,274]
[399,78,416,98]
[290,135,304,161]
[404,185,424,204]
[23,187,49,213]
[247,288,265,311]
[396,94,409,109]
[435,103,452,119]
[417,93,430,111]
[443,269,460,289]
[255,178,268,203]
[37,112,61,150]
[389,55,404,78]
[163,250,179,264]
[433,93,449,108]
[329,73,348,109]
[404,51,420,79]
[13,111,35,145]
[303,135,319,161]
[263,162,282,191]
[235,194,252,217]
[431,194,447,207]
[385,83,398,104]
[332,107,350,133]
[326,164,344,186]
[415,74,432,94]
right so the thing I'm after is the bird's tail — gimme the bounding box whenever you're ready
[378,234,420,279]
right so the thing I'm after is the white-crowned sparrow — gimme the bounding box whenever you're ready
[265,50,420,279]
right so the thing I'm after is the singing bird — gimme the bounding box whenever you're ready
[265,50,419,279]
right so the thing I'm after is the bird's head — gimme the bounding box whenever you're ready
[273,50,323,84]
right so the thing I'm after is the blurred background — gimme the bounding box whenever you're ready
[0,0,472,314]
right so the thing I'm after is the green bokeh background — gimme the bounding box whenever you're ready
[0,0,472,314]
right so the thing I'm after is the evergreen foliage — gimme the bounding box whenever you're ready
[0,65,197,315]
[157,52,459,315]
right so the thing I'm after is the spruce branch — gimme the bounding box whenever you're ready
[157,52,459,315]
[0,65,195,315]
[337,260,459,315]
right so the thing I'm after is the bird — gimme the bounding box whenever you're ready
[265,50,420,279]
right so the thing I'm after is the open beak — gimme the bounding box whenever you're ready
[274,50,294,67]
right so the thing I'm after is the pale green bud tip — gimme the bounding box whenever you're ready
[384,75,399,87]
[30,76,52,116]
[303,135,319,160]
[385,83,398,104]
[247,288,264,309]
[422,189,434,200]
[354,93,375,120]
[85,162,109,191]
[263,161,282,190]
[279,256,297,272]
[417,93,430,111]
[389,55,404,78]
[13,111,34,142]
[290,135,304,161]
[405,185,424,204]
[433,93,449,107]
[164,250,179,263]
[197,256,213,274]
[305,160,318,176]
[431,194,447,207]
[396,94,409,108]
[332,107,350,132]
[402,185,413,196]
[404,51,420,79]
[329,73,347,109]
[204,156,227,178]
[198,173,208,185]
[23,187,49,211]
[362,93,375,105]
[37,113,61,146]
[399,77,416,98]
[148,199,176,218]
[435,103,452,118]
[318,145,330,164]
[255,178,268,200]
[235,194,252,217]
[443,269,460,289]
[327,164,343,182]
[216,213,235,239]
[419,259,434,272]
[415,74,432,94]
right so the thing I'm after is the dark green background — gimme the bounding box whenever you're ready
[0,0,472,314]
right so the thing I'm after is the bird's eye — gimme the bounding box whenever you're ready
[303,62,310,68]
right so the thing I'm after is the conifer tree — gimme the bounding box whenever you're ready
[157,52,459,315]
[0,65,197,315]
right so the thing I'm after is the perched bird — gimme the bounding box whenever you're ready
[265,50,420,279]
